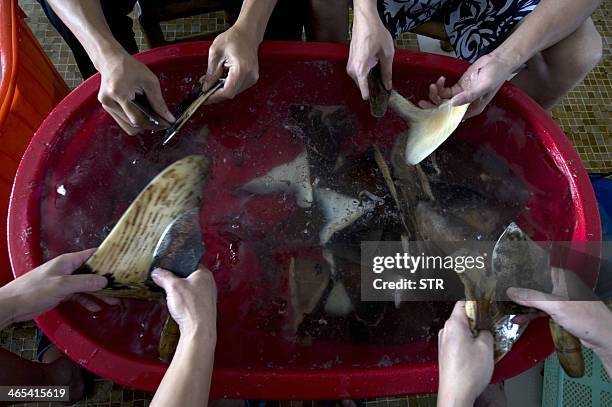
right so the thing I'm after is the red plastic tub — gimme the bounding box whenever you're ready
[7,41,600,398]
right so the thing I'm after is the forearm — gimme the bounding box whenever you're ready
[46,0,127,71]
[151,329,216,407]
[233,0,278,43]
[0,282,19,331]
[353,0,378,16]
[352,0,383,26]
[592,310,612,378]
[437,389,476,407]
[594,347,612,378]
[0,286,16,330]
[584,304,612,377]
[494,0,602,69]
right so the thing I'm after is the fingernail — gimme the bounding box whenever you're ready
[151,268,164,279]
[93,276,108,290]
[89,303,102,312]
[107,297,121,305]
[506,287,520,298]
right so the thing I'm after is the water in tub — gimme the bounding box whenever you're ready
[36,61,575,370]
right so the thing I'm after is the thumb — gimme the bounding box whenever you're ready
[476,329,494,348]
[59,274,108,296]
[357,74,370,100]
[151,268,180,291]
[450,90,479,107]
[378,54,393,90]
[506,287,564,313]
[207,63,243,103]
[143,82,175,123]
[47,248,96,276]
[449,300,467,322]
[204,49,224,91]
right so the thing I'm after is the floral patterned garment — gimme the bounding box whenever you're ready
[377,0,541,62]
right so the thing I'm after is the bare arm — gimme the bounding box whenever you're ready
[151,328,215,407]
[598,348,612,379]
[203,0,278,103]
[437,301,494,407]
[508,288,612,378]
[46,0,175,135]
[150,268,217,407]
[234,0,278,42]
[494,0,603,69]
[0,250,117,331]
[424,0,602,117]
[346,0,394,99]
[46,0,122,72]
[0,295,14,330]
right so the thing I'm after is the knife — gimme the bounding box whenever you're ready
[149,207,205,362]
[131,93,172,130]
[162,78,225,146]
[150,207,204,277]
[367,64,391,118]
[492,223,585,378]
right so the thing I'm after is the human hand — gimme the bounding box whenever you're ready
[507,288,612,354]
[437,301,494,407]
[0,249,118,325]
[151,267,217,341]
[201,24,261,104]
[347,0,394,99]
[97,51,175,135]
[419,51,518,119]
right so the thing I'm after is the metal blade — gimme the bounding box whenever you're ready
[491,222,552,309]
[151,208,204,278]
[131,94,172,129]
[162,79,225,146]
[367,64,390,118]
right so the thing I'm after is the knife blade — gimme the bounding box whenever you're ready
[367,64,391,118]
[162,78,225,146]
[150,207,204,278]
[491,223,585,378]
[150,207,204,362]
[131,93,172,130]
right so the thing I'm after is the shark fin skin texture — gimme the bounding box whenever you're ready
[389,90,469,165]
[77,155,211,299]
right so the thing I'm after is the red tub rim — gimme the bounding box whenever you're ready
[7,41,601,398]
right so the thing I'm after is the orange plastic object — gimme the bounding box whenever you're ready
[0,0,69,284]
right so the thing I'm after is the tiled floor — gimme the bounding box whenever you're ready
[3,1,611,406]
[551,6,611,173]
